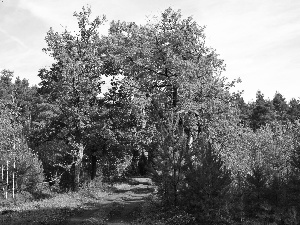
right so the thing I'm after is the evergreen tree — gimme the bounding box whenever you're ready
[182,141,232,223]
[287,98,300,122]
[244,166,268,219]
[272,92,288,121]
[234,94,251,126]
[250,91,275,130]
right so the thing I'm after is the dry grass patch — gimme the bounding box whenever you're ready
[0,187,109,224]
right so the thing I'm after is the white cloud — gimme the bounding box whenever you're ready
[0,28,28,50]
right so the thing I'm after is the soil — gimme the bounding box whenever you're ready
[63,178,156,225]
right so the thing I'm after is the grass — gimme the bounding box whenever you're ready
[0,180,111,224]
[0,177,159,224]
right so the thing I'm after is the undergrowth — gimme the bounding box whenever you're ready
[132,195,196,225]
[0,178,110,224]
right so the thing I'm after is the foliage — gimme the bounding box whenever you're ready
[133,198,196,225]
[0,70,37,135]
[243,166,269,219]
[0,105,44,194]
[38,6,107,190]
[272,92,288,121]
[181,141,232,224]
[3,5,300,224]
[250,91,275,131]
[0,184,108,225]
[107,8,239,209]
[287,98,300,122]
[217,121,294,183]
[284,144,300,223]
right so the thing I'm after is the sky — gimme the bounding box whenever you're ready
[0,0,299,102]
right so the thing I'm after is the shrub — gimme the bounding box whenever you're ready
[0,106,45,195]
[133,198,196,225]
[1,139,45,194]
[243,165,271,221]
[180,142,232,224]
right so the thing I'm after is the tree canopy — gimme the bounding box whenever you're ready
[2,6,300,224]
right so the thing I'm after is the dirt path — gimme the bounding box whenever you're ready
[63,178,155,225]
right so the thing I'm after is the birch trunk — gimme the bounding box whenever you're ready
[13,161,15,198]
[1,165,3,198]
[6,160,8,199]
[73,143,84,191]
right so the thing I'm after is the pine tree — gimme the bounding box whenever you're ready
[182,141,232,223]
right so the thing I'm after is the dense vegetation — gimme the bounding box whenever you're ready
[1,6,300,224]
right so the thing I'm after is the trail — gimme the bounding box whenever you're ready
[63,178,155,225]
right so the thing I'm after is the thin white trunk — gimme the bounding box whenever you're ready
[13,161,15,198]
[13,139,15,199]
[1,165,3,198]
[6,160,8,199]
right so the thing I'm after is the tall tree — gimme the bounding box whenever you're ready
[0,70,38,135]
[38,6,106,190]
[272,92,288,121]
[250,91,275,131]
[107,7,239,204]
[287,98,300,122]
[0,98,44,193]
[234,93,252,126]
[0,69,14,102]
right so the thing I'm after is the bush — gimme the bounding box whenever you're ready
[180,142,232,224]
[133,198,196,225]
[2,140,45,194]
[0,106,44,196]
[243,165,273,222]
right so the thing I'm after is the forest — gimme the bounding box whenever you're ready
[1,6,300,224]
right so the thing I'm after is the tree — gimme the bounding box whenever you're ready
[107,7,239,205]
[182,141,232,223]
[234,93,252,126]
[0,70,14,102]
[0,102,44,194]
[272,92,288,121]
[287,98,300,122]
[250,91,275,131]
[38,6,106,190]
[0,70,37,135]
[244,165,269,219]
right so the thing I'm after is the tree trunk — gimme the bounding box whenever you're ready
[91,152,97,180]
[172,86,178,107]
[173,168,178,206]
[73,143,84,191]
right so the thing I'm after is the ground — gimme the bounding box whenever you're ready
[0,178,156,225]
[65,178,155,225]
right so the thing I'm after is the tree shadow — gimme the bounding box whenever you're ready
[0,198,144,224]
[0,206,78,225]
[0,201,113,225]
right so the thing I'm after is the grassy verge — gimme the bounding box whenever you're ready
[0,185,110,225]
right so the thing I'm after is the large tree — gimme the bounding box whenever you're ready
[38,6,106,190]
[106,8,239,204]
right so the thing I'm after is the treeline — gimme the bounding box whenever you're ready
[1,6,300,224]
[237,91,300,129]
